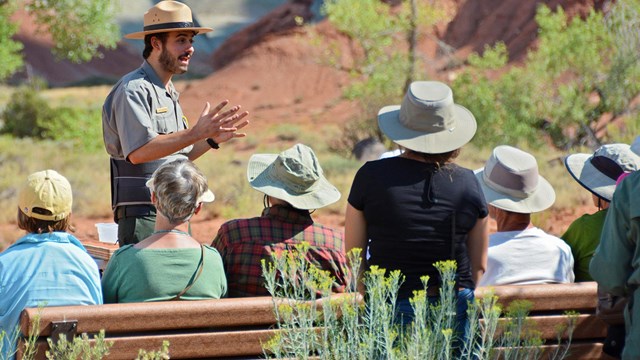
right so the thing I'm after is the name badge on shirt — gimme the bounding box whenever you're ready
[156,107,168,114]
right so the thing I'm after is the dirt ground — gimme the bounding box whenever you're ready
[0,204,594,252]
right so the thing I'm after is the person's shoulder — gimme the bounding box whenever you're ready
[446,163,475,177]
[575,209,607,224]
[202,245,226,269]
[489,230,516,244]
[116,67,152,92]
[358,157,404,173]
[529,227,571,246]
[203,244,223,257]
[311,222,343,237]
[615,171,640,194]
[219,216,262,231]
[110,244,136,259]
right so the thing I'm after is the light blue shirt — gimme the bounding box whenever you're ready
[0,231,102,359]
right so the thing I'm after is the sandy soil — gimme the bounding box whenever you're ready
[0,204,593,252]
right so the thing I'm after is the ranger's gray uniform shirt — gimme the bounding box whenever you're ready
[102,61,192,210]
[102,61,192,162]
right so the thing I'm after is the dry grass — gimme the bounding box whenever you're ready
[39,85,113,109]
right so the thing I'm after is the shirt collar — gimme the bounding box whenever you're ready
[141,61,177,97]
[262,205,314,225]
[9,231,88,252]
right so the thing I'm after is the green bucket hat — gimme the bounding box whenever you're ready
[247,144,341,210]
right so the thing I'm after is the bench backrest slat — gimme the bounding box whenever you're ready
[491,314,606,341]
[20,297,277,335]
[105,330,276,359]
[476,282,598,312]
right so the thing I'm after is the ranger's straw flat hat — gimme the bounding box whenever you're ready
[475,145,555,214]
[125,1,213,40]
[378,81,477,154]
[247,144,341,210]
[564,143,640,201]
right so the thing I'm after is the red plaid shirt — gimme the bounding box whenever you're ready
[211,205,348,297]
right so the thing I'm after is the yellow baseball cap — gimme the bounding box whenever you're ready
[18,170,72,221]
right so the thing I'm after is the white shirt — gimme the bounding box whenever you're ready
[478,227,575,287]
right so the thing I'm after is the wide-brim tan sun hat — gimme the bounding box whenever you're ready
[564,143,640,201]
[125,1,213,40]
[247,144,341,210]
[474,145,555,214]
[378,81,477,154]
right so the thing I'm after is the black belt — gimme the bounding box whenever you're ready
[115,205,156,222]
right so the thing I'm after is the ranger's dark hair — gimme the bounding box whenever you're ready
[143,32,169,59]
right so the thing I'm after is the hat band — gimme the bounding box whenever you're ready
[144,21,196,32]
[483,160,539,199]
[590,155,625,180]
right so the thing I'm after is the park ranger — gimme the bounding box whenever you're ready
[102,1,249,245]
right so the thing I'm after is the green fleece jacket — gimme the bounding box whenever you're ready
[590,171,640,360]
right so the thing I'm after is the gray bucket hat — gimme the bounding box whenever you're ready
[378,81,477,154]
[247,144,341,210]
[564,143,640,201]
[475,145,556,214]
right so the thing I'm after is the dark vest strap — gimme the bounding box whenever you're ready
[110,158,165,210]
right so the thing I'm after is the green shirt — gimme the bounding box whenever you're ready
[561,209,607,282]
[102,244,227,303]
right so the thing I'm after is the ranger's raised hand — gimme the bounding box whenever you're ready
[194,100,250,144]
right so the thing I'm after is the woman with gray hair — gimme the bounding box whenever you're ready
[102,159,227,303]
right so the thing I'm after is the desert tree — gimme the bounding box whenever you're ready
[452,1,640,150]
[321,0,448,155]
[0,0,120,82]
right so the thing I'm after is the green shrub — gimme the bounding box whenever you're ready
[261,244,575,360]
[135,340,170,360]
[0,86,51,139]
[453,2,640,149]
[0,2,23,82]
[0,86,103,151]
[321,0,447,155]
[45,331,112,360]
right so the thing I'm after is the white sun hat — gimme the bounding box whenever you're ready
[378,81,477,154]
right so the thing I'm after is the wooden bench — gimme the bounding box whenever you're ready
[17,283,607,359]
[17,293,360,360]
[476,281,608,360]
